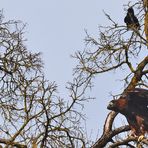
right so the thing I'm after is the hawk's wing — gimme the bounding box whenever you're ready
[125,88,148,118]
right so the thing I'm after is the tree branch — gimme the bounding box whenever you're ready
[0,138,27,148]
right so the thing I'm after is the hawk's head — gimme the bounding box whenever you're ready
[107,98,128,112]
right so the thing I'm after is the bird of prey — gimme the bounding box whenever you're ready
[107,88,148,141]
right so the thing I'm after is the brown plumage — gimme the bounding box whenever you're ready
[107,88,148,137]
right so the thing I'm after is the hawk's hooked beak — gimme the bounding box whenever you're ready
[107,100,115,110]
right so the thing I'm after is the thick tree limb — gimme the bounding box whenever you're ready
[124,55,148,92]
[91,111,130,148]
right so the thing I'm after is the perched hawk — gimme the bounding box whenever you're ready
[107,88,148,139]
[124,7,140,30]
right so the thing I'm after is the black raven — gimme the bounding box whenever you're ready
[124,7,140,30]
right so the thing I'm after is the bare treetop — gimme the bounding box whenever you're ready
[0,11,91,148]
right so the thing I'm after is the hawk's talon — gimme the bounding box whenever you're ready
[138,135,144,142]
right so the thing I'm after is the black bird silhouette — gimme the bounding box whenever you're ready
[124,7,140,30]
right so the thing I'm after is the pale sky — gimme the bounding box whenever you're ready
[0,0,137,141]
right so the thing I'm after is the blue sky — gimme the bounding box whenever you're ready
[1,0,137,141]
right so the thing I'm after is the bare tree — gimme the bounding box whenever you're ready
[0,11,92,148]
[73,0,148,147]
[0,0,147,147]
